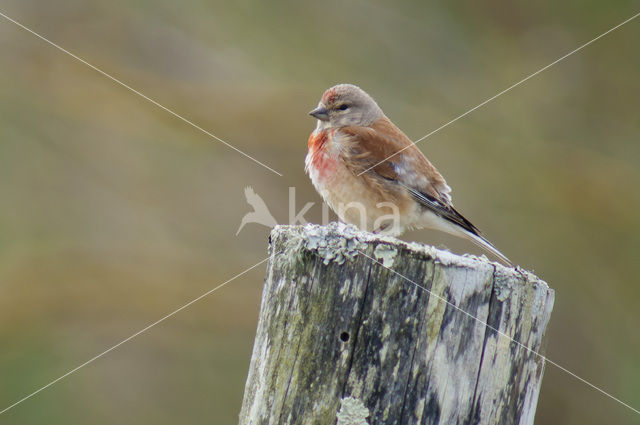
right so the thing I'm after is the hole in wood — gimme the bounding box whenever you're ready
[340,332,350,342]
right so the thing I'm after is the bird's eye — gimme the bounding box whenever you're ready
[338,104,349,111]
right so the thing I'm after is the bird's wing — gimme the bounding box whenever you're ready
[340,117,480,237]
[340,117,451,203]
[340,118,511,264]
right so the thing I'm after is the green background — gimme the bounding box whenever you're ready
[0,1,639,423]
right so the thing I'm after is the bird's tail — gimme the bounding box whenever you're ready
[460,230,512,266]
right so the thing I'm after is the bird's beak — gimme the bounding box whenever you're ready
[309,105,329,121]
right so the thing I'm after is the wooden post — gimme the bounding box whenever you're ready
[239,223,554,425]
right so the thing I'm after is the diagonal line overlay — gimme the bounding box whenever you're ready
[1,2,639,419]
[358,11,640,176]
[0,255,270,415]
[0,10,283,177]
[357,249,640,416]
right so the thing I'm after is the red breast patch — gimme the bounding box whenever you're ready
[308,130,336,180]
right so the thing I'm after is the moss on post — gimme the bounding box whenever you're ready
[239,223,554,425]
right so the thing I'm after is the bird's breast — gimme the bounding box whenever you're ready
[305,129,339,184]
[305,127,420,234]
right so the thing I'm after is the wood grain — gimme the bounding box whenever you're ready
[239,223,554,425]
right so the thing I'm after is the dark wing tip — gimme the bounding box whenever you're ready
[448,205,482,236]
[406,187,482,236]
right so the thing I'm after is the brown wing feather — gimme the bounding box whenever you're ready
[339,117,485,238]
[340,117,452,204]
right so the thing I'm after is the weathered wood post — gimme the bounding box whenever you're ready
[240,223,554,425]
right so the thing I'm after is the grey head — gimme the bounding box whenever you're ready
[309,84,384,128]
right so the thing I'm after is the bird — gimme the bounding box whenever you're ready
[305,83,511,265]
[236,186,278,235]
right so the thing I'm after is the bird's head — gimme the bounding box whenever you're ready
[309,84,384,129]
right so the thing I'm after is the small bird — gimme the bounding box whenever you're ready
[305,83,511,265]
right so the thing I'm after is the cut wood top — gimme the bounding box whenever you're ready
[269,222,552,298]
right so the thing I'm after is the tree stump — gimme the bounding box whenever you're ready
[239,223,555,425]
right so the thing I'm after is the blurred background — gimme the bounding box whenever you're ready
[0,0,639,423]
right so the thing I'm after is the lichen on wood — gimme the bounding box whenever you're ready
[239,223,554,425]
[336,397,370,425]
